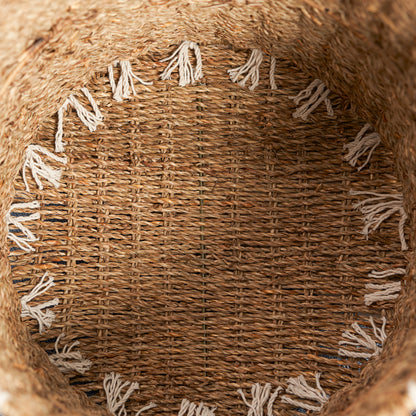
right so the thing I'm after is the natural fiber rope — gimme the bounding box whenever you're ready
[10,45,407,416]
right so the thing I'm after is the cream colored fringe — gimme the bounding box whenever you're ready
[178,399,216,416]
[351,190,408,250]
[55,87,103,152]
[108,60,153,102]
[281,373,328,412]
[290,79,334,120]
[344,123,380,170]
[22,144,67,191]
[338,316,387,359]
[20,272,59,334]
[160,41,203,87]
[364,268,406,306]
[228,49,264,91]
[238,383,282,416]
[365,282,401,305]
[369,268,406,279]
[6,201,40,253]
[49,333,92,374]
[229,50,278,91]
[104,372,156,416]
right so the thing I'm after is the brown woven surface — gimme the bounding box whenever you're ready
[9,45,407,415]
[2,1,416,415]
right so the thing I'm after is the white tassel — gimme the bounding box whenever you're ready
[178,399,196,416]
[369,268,406,279]
[104,372,156,416]
[20,272,59,333]
[178,399,216,416]
[281,373,328,412]
[108,60,153,102]
[6,201,40,253]
[55,88,104,153]
[238,383,282,416]
[22,144,67,191]
[364,268,406,306]
[49,333,92,374]
[338,316,387,359]
[269,56,277,90]
[351,191,408,250]
[266,387,281,416]
[228,49,264,91]
[364,282,401,305]
[289,79,334,120]
[160,41,203,87]
[135,402,157,416]
[344,124,381,170]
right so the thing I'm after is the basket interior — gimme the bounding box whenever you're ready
[9,43,409,415]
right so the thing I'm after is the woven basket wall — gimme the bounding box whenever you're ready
[1,1,416,416]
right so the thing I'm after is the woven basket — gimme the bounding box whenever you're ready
[1,1,416,415]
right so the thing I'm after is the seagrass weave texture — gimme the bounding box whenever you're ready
[10,45,407,415]
[2,1,416,416]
